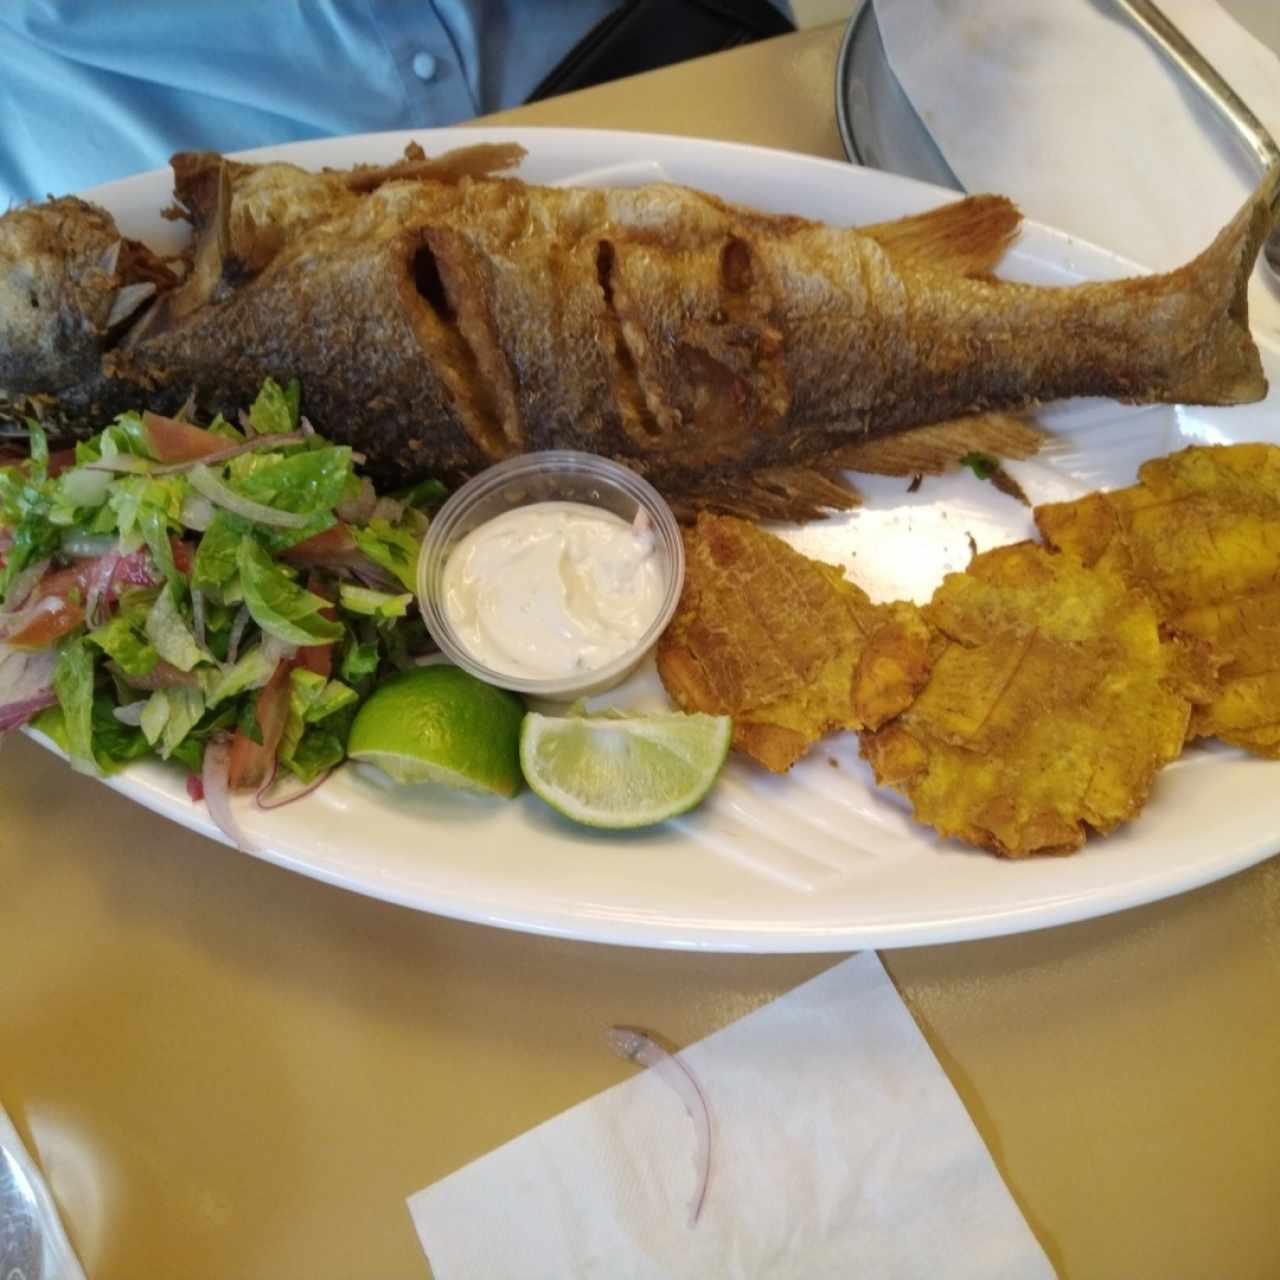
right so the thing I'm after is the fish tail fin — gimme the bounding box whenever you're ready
[1157,166,1275,405]
[861,194,1021,276]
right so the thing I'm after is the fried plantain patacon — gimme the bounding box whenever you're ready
[656,514,933,772]
[860,542,1214,858]
[1036,444,1280,757]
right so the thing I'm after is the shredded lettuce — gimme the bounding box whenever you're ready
[228,445,354,517]
[237,539,344,646]
[339,584,413,618]
[279,667,358,781]
[340,638,381,685]
[201,644,277,707]
[191,511,246,596]
[144,587,208,672]
[26,420,49,484]
[349,516,423,592]
[246,376,301,436]
[0,466,60,603]
[87,598,160,677]
[140,686,206,759]
[52,638,98,775]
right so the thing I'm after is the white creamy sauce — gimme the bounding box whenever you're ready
[441,501,664,680]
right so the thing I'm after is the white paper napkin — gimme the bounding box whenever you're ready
[872,0,1280,341]
[407,952,1053,1279]
[0,1103,87,1280]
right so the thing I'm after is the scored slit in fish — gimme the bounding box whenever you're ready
[0,144,1272,520]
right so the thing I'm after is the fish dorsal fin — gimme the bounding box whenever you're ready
[860,195,1021,277]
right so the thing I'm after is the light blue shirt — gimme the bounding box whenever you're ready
[0,1,625,204]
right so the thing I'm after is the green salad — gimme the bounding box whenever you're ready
[0,379,443,835]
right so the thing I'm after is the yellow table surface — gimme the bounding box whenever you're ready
[5,23,1280,1280]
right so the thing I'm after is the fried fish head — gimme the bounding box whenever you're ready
[860,542,1209,858]
[1036,443,1280,757]
[656,513,933,772]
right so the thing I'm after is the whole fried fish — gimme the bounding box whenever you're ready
[1,145,1272,517]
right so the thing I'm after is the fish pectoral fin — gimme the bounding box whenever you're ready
[861,195,1021,278]
[666,466,862,523]
[829,412,1047,477]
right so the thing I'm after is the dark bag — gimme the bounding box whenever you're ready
[526,0,795,102]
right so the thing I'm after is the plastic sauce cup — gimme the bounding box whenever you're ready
[417,451,685,700]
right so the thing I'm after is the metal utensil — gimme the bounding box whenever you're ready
[1114,0,1280,276]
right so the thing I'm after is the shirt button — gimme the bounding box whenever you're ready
[412,51,439,82]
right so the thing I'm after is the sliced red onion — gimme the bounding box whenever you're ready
[191,587,207,650]
[186,772,204,802]
[187,464,312,529]
[83,549,123,627]
[345,561,401,592]
[58,465,113,509]
[201,730,256,852]
[226,604,251,664]
[150,430,306,477]
[607,1026,712,1227]
[84,454,155,475]
[255,765,331,810]
[298,415,317,437]
[60,532,118,559]
[179,493,216,531]
[412,652,453,667]
[0,646,58,731]
[0,689,57,732]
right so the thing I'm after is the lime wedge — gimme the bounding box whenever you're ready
[348,666,524,796]
[520,712,732,828]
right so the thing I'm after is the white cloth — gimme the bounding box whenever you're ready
[872,0,1280,342]
[407,952,1053,1279]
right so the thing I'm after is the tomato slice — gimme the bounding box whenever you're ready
[46,448,78,477]
[280,523,364,568]
[141,411,227,462]
[227,659,294,790]
[4,594,85,648]
[5,543,181,648]
[295,574,336,678]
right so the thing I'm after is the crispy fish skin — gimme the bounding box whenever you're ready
[1036,443,1280,756]
[2,153,1271,513]
[860,542,1209,858]
[656,513,933,772]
